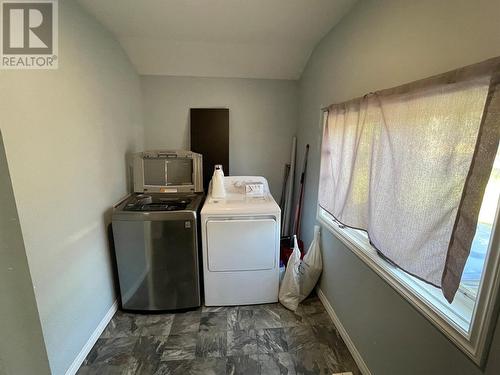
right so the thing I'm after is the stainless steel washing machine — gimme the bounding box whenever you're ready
[112,150,204,311]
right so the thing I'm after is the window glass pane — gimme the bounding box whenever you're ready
[144,159,166,186]
[461,147,500,298]
[321,144,500,333]
[395,144,500,332]
[400,145,500,332]
[166,158,193,185]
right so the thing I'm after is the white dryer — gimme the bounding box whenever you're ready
[201,176,280,306]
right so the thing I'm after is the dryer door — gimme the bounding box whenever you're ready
[207,218,276,271]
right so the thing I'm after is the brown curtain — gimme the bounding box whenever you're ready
[319,57,500,302]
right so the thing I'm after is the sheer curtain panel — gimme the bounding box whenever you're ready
[319,58,500,302]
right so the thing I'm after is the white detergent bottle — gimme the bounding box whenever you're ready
[211,164,226,198]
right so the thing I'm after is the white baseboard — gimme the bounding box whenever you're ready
[317,288,371,375]
[64,300,118,375]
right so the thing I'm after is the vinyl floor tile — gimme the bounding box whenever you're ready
[77,360,139,375]
[305,311,332,326]
[227,329,258,356]
[253,306,283,329]
[276,307,308,328]
[136,314,174,336]
[133,336,169,373]
[290,346,334,375]
[84,337,138,366]
[162,332,198,361]
[169,311,201,335]
[196,330,227,358]
[227,308,255,331]
[154,359,192,375]
[154,357,227,375]
[226,354,261,375]
[202,305,235,313]
[257,328,288,354]
[256,353,296,375]
[100,312,141,338]
[190,357,228,374]
[79,296,360,375]
[284,326,318,352]
[200,311,228,332]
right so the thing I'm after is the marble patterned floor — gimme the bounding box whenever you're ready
[77,296,360,375]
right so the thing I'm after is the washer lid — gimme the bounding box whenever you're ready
[113,192,203,220]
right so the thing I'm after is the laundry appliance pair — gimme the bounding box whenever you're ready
[112,150,280,311]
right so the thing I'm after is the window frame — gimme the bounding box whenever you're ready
[316,109,500,367]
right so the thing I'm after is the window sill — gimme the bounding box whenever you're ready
[316,207,490,365]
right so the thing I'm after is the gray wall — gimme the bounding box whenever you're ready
[141,76,298,198]
[0,2,143,374]
[296,0,500,374]
[0,132,50,375]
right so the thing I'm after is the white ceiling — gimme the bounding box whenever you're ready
[78,0,357,80]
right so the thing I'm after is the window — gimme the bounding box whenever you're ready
[317,58,500,365]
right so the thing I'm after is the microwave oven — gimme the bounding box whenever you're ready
[132,150,203,193]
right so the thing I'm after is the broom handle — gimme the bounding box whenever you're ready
[293,144,309,236]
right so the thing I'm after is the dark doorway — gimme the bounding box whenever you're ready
[190,108,229,192]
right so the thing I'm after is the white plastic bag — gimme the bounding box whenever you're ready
[278,236,302,311]
[279,226,323,311]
